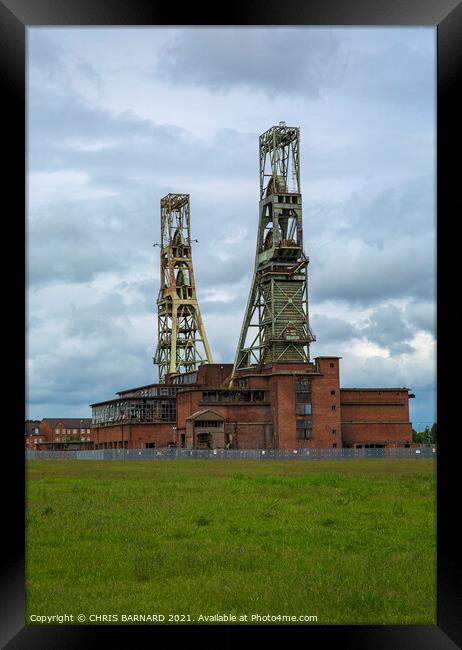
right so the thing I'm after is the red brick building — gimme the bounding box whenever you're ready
[90,358,414,450]
[25,418,93,450]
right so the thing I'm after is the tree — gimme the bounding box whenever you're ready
[431,422,437,443]
[423,425,432,444]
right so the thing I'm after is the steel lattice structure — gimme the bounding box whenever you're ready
[153,193,213,383]
[233,123,316,375]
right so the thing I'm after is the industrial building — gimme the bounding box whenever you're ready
[90,123,415,450]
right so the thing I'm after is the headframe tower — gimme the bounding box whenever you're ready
[153,193,213,383]
[232,123,315,376]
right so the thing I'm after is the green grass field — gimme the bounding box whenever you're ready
[26,459,436,625]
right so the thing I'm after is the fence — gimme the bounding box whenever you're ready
[25,447,436,461]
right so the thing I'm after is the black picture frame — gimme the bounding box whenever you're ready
[2,1,460,647]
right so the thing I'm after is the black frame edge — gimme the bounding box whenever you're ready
[1,0,461,647]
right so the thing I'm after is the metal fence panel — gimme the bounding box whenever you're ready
[25,447,436,461]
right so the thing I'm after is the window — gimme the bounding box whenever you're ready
[333,443,337,448]
[196,433,212,448]
[201,390,264,403]
[194,420,223,428]
[296,378,311,392]
[331,390,336,395]
[295,378,312,423]
[91,397,176,426]
[332,429,336,435]
[331,405,336,411]
[296,419,312,439]
[172,372,197,385]
[330,362,334,368]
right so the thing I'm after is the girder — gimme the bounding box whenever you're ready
[153,193,213,383]
[233,124,316,376]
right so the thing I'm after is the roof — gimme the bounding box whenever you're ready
[315,356,343,359]
[117,383,166,395]
[186,408,225,421]
[25,421,41,435]
[90,394,175,407]
[41,418,92,427]
[340,388,410,392]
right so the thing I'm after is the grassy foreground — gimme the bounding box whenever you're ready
[26,459,436,625]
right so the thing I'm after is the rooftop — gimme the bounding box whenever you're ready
[340,388,410,392]
[117,383,166,395]
[40,418,92,427]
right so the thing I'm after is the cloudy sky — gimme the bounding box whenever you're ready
[26,27,436,427]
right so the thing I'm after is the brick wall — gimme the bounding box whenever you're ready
[196,363,234,386]
[340,389,412,447]
[341,422,413,447]
[310,358,342,448]
[92,422,175,449]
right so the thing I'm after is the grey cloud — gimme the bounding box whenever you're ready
[360,304,415,355]
[194,241,255,289]
[28,30,67,76]
[28,60,259,290]
[155,27,434,108]
[157,28,342,98]
[310,234,434,306]
[307,177,435,307]
[404,299,436,334]
[28,95,258,289]
[306,175,435,244]
[28,198,154,286]
[340,30,435,107]
[28,347,153,409]
[200,291,249,317]
[28,289,157,412]
[310,314,359,344]
[28,78,256,181]
[66,294,132,341]
[346,176,435,246]
[27,190,257,289]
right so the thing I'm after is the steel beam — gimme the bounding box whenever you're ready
[233,124,315,378]
[153,193,213,383]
